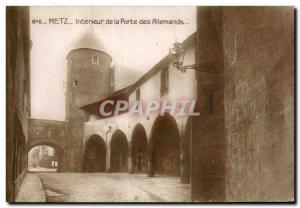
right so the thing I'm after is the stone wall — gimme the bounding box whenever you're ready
[193,6,294,202]
[222,7,294,201]
[28,118,66,149]
[6,6,31,202]
[192,7,226,202]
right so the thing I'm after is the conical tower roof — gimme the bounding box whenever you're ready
[71,27,107,53]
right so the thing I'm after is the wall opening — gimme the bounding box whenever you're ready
[73,80,78,87]
[131,124,147,173]
[83,134,106,172]
[110,130,128,172]
[149,113,180,176]
[28,145,59,172]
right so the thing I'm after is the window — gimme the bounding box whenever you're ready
[160,67,169,96]
[92,56,98,64]
[73,80,78,87]
[136,89,141,101]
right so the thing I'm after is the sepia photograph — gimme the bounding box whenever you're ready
[6,5,294,203]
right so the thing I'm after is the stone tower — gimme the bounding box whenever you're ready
[65,28,113,171]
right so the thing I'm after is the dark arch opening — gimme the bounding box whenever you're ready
[83,134,106,172]
[131,124,147,173]
[110,130,128,172]
[28,143,63,172]
[149,113,181,176]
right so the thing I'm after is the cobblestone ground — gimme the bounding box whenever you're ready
[37,172,191,202]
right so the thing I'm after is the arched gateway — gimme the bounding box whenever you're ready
[28,143,63,172]
[131,124,147,173]
[148,113,181,176]
[110,130,129,172]
[83,134,106,172]
[27,118,66,172]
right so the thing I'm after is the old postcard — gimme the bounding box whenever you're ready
[6,6,294,203]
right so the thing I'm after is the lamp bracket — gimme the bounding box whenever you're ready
[173,61,219,73]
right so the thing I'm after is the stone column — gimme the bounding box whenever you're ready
[105,135,111,172]
[180,149,189,183]
[181,119,192,184]
[147,148,154,177]
[128,141,133,174]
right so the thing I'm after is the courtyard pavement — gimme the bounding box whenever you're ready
[17,172,191,202]
[16,173,46,202]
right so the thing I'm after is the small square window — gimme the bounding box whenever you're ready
[92,56,98,64]
[73,80,78,87]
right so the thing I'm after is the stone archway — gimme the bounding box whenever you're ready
[110,130,128,172]
[131,124,147,173]
[148,113,181,177]
[83,134,106,172]
[28,142,64,172]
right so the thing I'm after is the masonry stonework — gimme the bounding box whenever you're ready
[192,6,294,202]
[27,118,66,171]
[192,7,226,202]
[6,6,31,201]
[222,7,294,201]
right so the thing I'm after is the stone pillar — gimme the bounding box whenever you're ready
[128,157,133,174]
[191,7,226,202]
[180,121,192,184]
[128,141,133,174]
[180,145,190,184]
[147,147,154,177]
[105,135,111,172]
[147,159,154,177]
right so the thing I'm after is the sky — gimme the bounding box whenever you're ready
[30,6,196,121]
